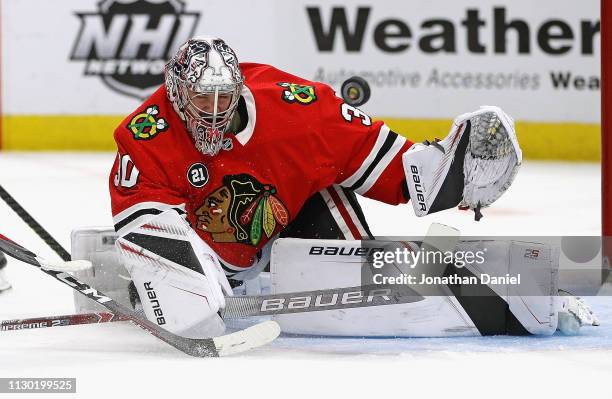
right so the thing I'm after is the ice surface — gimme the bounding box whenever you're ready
[0,153,610,398]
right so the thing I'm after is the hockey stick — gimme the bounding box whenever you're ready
[1,280,425,332]
[0,184,71,261]
[1,312,130,331]
[0,233,280,357]
[0,282,425,331]
[0,282,422,332]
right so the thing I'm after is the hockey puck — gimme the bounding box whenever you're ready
[341,76,371,107]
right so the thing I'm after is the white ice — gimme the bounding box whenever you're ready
[0,153,610,399]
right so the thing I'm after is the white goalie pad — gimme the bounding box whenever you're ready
[456,240,559,335]
[71,227,129,313]
[271,238,559,337]
[71,220,232,337]
[271,238,480,337]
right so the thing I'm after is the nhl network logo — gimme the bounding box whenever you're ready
[70,0,200,100]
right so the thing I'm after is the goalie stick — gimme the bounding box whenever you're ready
[0,282,422,331]
[0,281,424,332]
[0,282,425,331]
[0,233,280,357]
[1,312,130,331]
[0,184,71,261]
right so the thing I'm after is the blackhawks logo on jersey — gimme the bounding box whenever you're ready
[126,105,169,140]
[195,174,289,246]
[277,82,317,105]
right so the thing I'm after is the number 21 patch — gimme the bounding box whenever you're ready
[187,163,209,188]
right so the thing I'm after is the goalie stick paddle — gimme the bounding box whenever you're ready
[0,233,280,357]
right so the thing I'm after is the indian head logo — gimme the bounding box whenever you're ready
[196,174,289,246]
[70,0,200,100]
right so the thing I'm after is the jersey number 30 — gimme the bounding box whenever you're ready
[114,153,140,188]
[341,103,372,126]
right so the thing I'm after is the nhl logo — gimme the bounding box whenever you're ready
[70,0,200,100]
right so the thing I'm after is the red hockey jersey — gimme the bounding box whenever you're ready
[110,63,413,269]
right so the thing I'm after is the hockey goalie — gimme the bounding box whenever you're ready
[94,36,597,339]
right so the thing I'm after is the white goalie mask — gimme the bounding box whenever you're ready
[165,37,244,156]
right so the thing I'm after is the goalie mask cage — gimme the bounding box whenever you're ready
[603,0,611,282]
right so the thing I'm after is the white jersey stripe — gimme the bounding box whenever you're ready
[339,125,391,188]
[113,201,186,223]
[319,189,354,239]
[354,135,407,195]
[114,214,157,237]
[113,201,187,236]
[332,185,368,238]
[234,85,257,146]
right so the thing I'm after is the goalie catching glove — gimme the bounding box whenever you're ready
[403,106,521,220]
